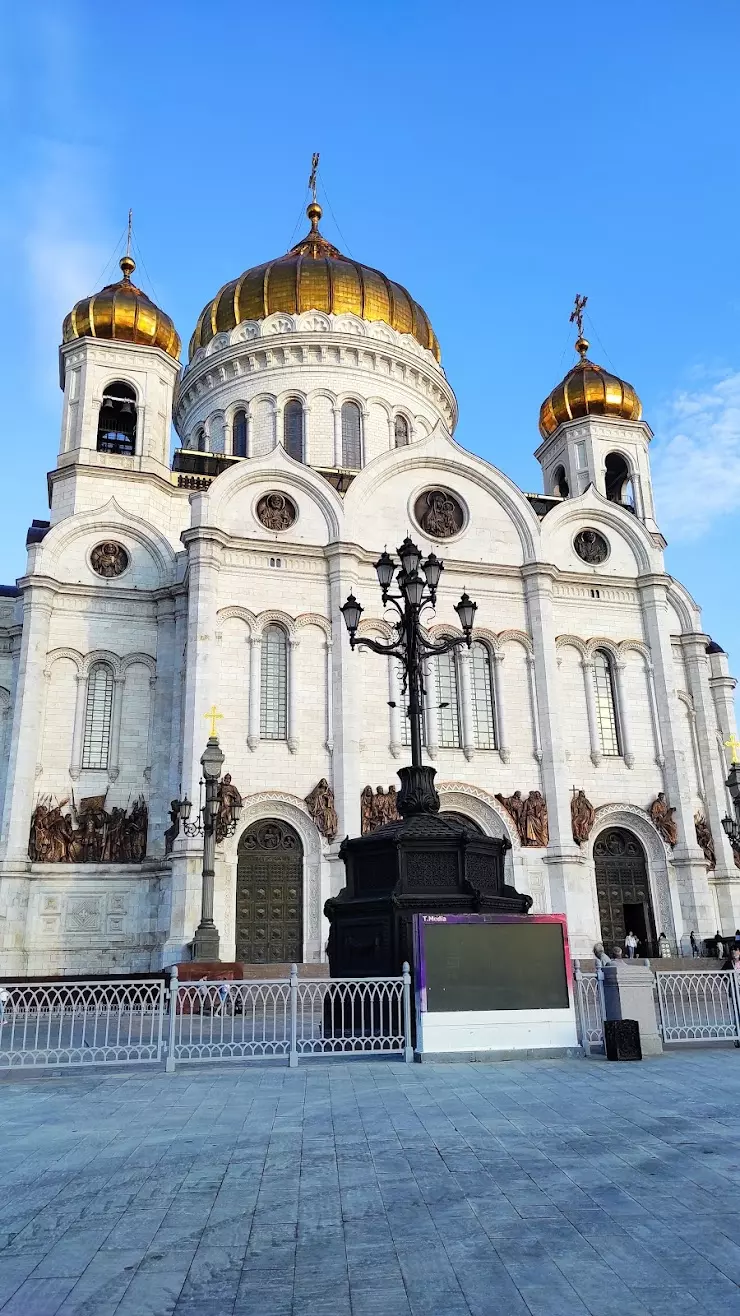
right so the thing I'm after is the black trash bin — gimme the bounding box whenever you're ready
[604,1018,641,1061]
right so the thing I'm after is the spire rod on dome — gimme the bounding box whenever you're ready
[569,292,589,358]
[308,152,320,204]
[120,208,136,281]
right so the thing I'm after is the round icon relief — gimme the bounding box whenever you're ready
[256,492,297,532]
[90,541,129,578]
[413,488,465,539]
[574,529,609,564]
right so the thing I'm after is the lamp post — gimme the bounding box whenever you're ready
[178,716,242,962]
[341,536,477,814]
[722,757,740,854]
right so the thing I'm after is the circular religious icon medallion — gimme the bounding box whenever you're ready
[574,528,609,564]
[90,541,129,578]
[413,488,465,539]
[256,491,297,532]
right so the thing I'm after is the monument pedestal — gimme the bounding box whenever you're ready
[603,961,663,1056]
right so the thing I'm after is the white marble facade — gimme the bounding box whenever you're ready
[1,235,739,975]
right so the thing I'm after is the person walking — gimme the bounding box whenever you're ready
[690,931,701,957]
[625,931,639,959]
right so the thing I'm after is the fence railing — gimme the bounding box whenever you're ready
[0,978,166,1068]
[573,964,605,1054]
[656,969,740,1044]
[165,965,413,1070]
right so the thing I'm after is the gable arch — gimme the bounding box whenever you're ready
[35,497,178,588]
[253,610,297,641]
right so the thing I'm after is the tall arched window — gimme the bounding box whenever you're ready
[97,382,137,455]
[435,651,461,748]
[341,401,362,468]
[260,626,288,740]
[394,414,410,448]
[196,428,207,452]
[81,663,114,769]
[593,649,621,756]
[471,642,496,750]
[552,465,569,498]
[233,409,248,458]
[284,400,304,462]
[605,453,634,509]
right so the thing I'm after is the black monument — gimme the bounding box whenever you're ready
[324,537,531,979]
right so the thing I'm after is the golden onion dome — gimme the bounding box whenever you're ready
[189,202,440,362]
[63,255,181,360]
[539,334,642,438]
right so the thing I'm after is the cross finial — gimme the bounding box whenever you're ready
[204,705,223,738]
[308,152,320,204]
[126,208,133,259]
[725,734,740,764]
[569,293,589,357]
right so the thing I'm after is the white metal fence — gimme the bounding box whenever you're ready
[656,970,740,1045]
[165,965,413,1069]
[0,978,166,1068]
[0,966,413,1071]
[573,964,605,1054]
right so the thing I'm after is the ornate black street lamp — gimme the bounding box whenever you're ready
[341,536,477,813]
[178,711,242,962]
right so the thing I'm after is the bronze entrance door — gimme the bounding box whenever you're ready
[236,820,303,964]
[594,827,657,955]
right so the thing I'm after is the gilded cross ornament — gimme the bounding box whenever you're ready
[725,734,740,764]
[308,152,320,203]
[204,705,223,738]
[570,293,588,338]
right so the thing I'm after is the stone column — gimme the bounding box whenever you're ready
[457,647,475,761]
[681,633,740,927]
[491,650,510,763]
[522,565,591,953]
[287,636,300,753]
[247,634,261,751]
[326,549,362,847]
[388,658,402,759]
[581,657,601,767]
[332,407,342,468]
[424,657,439,760]
[1,584,54,866]
[149,597,176,855]
[637,576,714,937]
[613,661,634,768]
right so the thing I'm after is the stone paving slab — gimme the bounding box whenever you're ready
[0,1052,739,1314]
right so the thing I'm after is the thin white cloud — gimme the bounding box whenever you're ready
[652,370,740,541]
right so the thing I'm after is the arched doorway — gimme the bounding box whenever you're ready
[594,827,657,954]
[236,819,303,963]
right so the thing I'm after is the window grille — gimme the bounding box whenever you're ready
[593,649,621,756]
[471,642,496,750]
[284,401,304,462]
[435,651,461,748]
[81,664,114,769]
[233,410,247,457]
[341,402,362,468]
[394,415,410,447]
[260,626,288,740]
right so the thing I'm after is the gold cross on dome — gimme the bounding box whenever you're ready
[204,705,223,738]
[725,734,740,764]
[569,293,588,338]
[308,152,320,203]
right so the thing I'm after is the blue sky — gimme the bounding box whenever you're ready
[2,1,740,661]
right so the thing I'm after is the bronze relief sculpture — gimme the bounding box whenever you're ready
[360,785,400,834]
[495,790,549,847]
[413,489,464,539]
[29,793,148,863]
[571,789,595,845]
[305,778,338,842]
[694,813,716,869]
[90,541,129,578]
[256,492,297,531]
[215,773,243,843]
[649,792,678,846]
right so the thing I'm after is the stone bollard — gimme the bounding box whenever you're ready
[602,959,663,1056]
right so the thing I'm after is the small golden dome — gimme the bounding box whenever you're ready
[189,203,440,362]
[539,335,642,438]
[63,256,181,360]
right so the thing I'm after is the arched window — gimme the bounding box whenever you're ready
[341,401,362,468]
[435,650,461,748]
[593,649,621,756]
[196,428,207,452]
[552,465,569,498]
[605,453,634,509]
[97,382,137,456]
[233,409,248,458]
[284,400,304,462]
[394,414,410,448]
[260,626,288,740]
[471,642,496,750]
[81,663,114,769]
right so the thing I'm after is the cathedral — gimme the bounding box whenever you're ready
[0,195,738,975]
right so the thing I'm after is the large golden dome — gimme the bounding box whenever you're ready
[189,202,440,362]
[539,335,641,438]
[63,255,181,360]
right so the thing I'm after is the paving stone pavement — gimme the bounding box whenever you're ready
[0,1051,739,1315]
